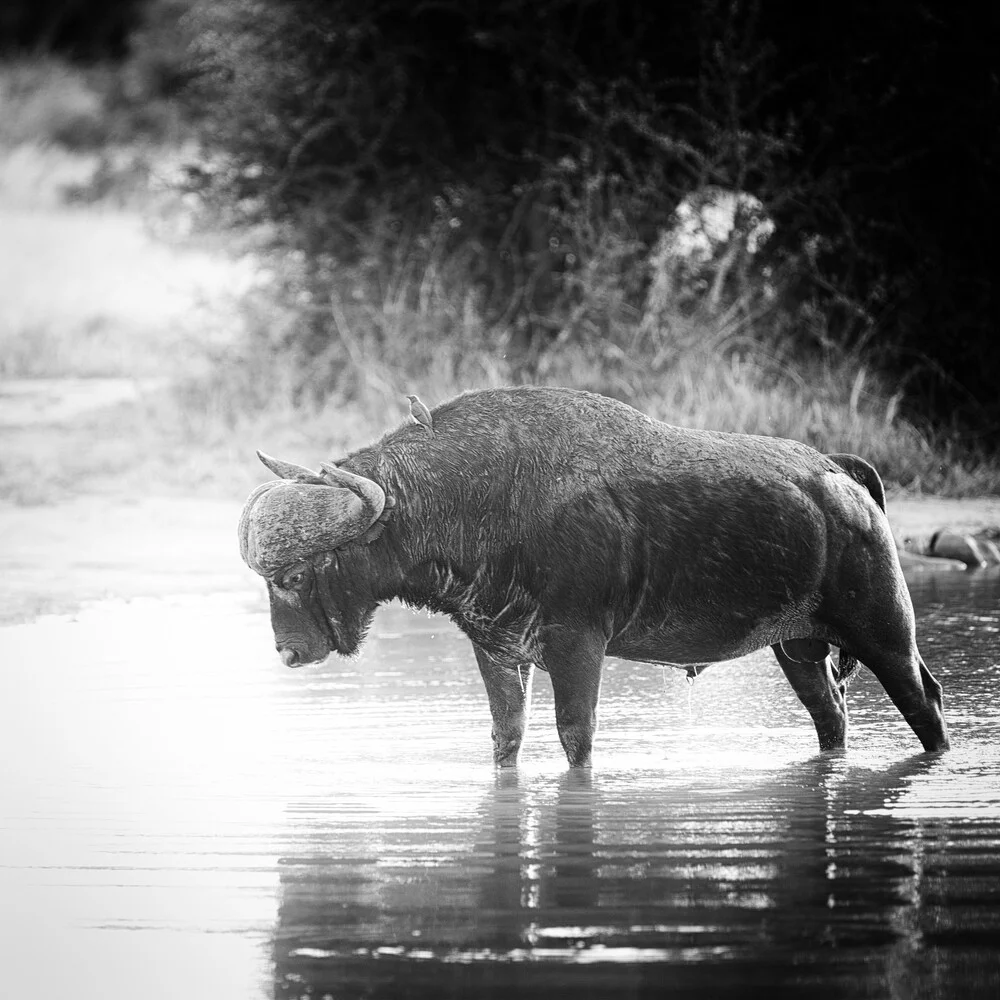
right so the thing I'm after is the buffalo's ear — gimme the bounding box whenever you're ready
[257,450,325,484]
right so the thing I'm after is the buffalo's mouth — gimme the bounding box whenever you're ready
[275,635,333,667]
[279,646,329,668]
[275,620,352,667]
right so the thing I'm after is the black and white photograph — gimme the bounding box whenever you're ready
[1,2,998,997]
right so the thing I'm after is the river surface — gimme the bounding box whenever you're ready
[1,571,998,999]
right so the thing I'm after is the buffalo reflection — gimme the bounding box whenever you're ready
[268,751,985,999]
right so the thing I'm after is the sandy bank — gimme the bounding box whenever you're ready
[885,494,1000,545]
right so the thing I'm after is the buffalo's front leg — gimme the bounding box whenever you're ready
[473,644,535,767]
[541,625,607,768]
[773,644,848,751]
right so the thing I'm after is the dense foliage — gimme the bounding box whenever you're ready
[0,0,145,59]
[173,0,998,437]
[6,0,998,445]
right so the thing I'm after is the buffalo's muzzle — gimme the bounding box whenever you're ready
[279,647,303,668]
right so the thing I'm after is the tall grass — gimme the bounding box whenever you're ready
[168,236,1000,496]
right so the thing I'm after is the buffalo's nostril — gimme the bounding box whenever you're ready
[279,648,301,668]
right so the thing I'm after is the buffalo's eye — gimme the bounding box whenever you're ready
[282,568,308,590]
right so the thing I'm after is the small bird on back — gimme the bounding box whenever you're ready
[406,394,434,436]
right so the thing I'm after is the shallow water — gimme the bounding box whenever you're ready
[1,572,998,999]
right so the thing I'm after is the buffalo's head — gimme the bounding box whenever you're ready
[238,451,390,666]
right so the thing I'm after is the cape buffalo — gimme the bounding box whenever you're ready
[238,386,949,767]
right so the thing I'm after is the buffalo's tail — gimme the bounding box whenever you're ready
[827,453,886,513]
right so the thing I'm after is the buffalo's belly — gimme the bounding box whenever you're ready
[607,605,824,664]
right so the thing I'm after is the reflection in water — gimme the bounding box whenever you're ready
[1,572,998,998]
[272,753,1000,999]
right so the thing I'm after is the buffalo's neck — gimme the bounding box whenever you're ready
[340,441,547,651]
[377,518,498,610]
[365,506,542,657]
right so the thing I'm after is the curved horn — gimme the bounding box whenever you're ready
[257,450,325,484]
[318,461,381,494]
[238,473,387,576]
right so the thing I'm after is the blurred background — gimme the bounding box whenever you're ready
[2,0,999,505]
[3,11,999,995]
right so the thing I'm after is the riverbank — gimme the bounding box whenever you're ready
[886,494,1000,547]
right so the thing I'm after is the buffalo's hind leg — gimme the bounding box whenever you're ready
[827,543,950,752]
[473,644,535,768]
[849,641,949,752]
[773,643,847,751]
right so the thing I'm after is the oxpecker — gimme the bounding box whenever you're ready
[407,394,434,436]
